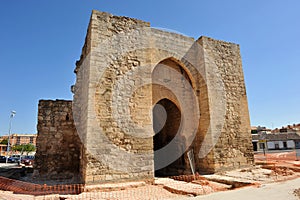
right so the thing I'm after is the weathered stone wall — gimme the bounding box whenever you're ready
[71,10,254,184]
[34,100,81,182]
[73,11,155,184]
[35,10,253,184]
[196,37,254,173]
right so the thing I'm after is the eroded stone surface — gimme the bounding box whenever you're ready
[34,100,81,182]
[35,10,254,184]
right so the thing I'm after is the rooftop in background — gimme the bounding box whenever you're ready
[252,132,300,141]
[272,123,300,133]
[252,123,300,134]
[0,133,37,137]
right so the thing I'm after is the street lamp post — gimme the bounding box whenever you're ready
[6,110,16,164]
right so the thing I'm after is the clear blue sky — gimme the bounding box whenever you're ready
[0,0,299,135]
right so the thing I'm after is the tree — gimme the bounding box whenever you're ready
[12,144,36,155]
[24,144,36,155]
[12,144,23,152]
[0,139,8,145]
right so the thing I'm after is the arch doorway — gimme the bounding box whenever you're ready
[153,99,185,176]
[152,58,196,177]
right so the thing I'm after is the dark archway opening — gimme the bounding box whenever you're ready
[153,98,185,177]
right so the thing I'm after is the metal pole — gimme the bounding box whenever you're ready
[6,111,16,164]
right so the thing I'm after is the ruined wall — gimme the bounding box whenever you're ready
[34,100,81,182]
[34,10,254,184]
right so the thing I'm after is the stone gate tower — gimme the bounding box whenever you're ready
[35,10,254,184]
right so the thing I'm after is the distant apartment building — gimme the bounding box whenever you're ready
[0,134,37,156]
[252,125,300,151]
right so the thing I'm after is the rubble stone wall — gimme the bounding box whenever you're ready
[197,37,254,173]
[34,100,81,182]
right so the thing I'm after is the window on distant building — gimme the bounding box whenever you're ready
[30,137,34,144]
[280,128,287,133]
[283,141,287,149]
[16,137,21,145]
[259,143,265,149]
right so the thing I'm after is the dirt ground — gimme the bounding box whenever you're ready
[0,151,299,200]
[294,188,300,199]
